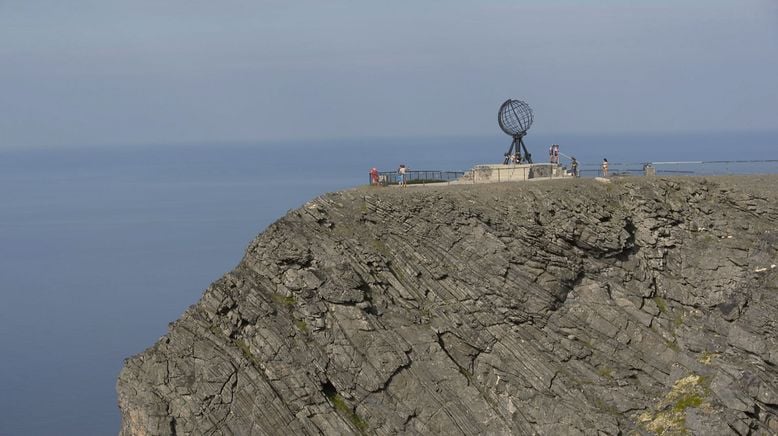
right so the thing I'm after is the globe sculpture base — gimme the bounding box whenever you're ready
[503,134,533,165]
[458,162,570,184]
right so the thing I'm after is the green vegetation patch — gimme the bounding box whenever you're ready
[208,324,223,337]
[372,238,390,256]
[653,296,668,313]
[672,312,684,328]
[271,294,297,306]
[597,366,613,379]
[663,338,680,352]
[698,351,718,365]
[638,374,711,435]
[294,319,308,333]
[673,394,704,413]
[234,339,262,368]
[326,391,369,434]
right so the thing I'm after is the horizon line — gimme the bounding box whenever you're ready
[2,127,777,152]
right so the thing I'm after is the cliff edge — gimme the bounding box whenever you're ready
[117,176,778,435]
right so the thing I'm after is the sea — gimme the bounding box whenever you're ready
[0,131,776,435]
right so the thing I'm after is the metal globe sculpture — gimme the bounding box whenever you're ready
[498,99,534,164]
[498,99,533,136]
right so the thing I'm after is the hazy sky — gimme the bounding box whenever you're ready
[1,0,776,149]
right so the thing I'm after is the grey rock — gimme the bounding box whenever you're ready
[118,175,778,435]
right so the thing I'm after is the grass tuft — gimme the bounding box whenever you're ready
[653,296,668,313]
[272,294,297,306]
[597,366,613,379]
[234,339,262,368]
[326,391,369,434]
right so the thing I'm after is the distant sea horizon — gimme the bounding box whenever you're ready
[1,130,776,435]
[4,128,778,159]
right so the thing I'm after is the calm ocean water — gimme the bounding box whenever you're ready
[0,132,776,435]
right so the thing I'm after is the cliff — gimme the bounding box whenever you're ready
[117,175,778,435]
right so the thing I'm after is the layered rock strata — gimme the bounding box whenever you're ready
[118,176,778,435]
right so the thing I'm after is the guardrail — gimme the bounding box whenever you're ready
[578,159,778,178]
[371,170,465,186]
[368,160,778,186]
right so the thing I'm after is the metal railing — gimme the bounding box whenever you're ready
[578,159,778,178]
[371,170,466,186]
[368,160,778,186]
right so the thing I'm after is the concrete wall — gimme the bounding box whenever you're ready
[462,163,569,183]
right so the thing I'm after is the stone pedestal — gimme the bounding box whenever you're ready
[461,163,569,183]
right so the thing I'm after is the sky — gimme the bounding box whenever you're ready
[1,0,777,149]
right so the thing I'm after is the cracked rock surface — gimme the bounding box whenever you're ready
[117,175,778,435]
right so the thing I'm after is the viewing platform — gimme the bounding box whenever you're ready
[371,160,778,187]
[373,163,571,186]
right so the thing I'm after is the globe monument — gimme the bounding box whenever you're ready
[498,99,534,164]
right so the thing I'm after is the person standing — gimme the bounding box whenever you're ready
[571,157,579,177]
[601,158,609,177]
[398,164,407,187]
[550,144,560,164]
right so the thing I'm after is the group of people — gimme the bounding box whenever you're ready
[505,152,535,164]
[566,156,609,177]
[549,143,611,177]
[569,156,609,177]
[549,143,579,177]
[369,165,408,186]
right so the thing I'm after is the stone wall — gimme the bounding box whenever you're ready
[464,163,568,183]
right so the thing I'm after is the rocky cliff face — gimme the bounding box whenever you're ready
[117,176,778,435]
